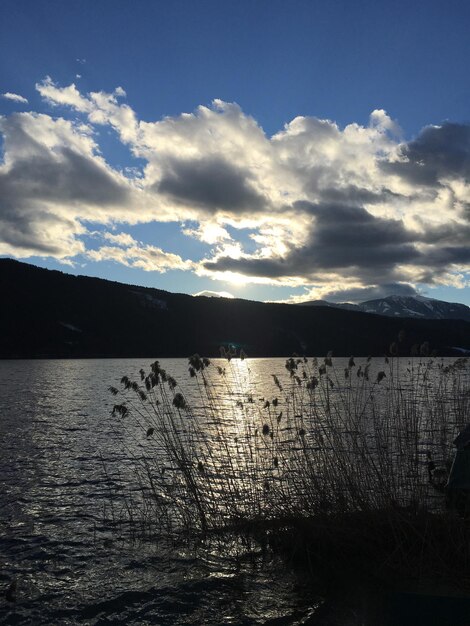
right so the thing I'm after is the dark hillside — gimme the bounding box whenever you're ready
[1,259,469,357]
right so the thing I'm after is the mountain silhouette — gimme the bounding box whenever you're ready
[1,259,469,358]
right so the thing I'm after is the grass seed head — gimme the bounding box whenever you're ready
[173,393,187,410]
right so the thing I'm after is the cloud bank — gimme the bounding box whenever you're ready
[1,77,470,300]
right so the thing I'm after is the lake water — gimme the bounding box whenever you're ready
[0,357,467,624]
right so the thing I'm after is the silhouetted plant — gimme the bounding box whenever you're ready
[105,352,470,581]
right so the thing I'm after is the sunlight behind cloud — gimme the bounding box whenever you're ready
[1,76,470,303]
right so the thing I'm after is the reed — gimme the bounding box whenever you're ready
[105,351,470,581]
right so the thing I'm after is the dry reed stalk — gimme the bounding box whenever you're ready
[104,352,470,579]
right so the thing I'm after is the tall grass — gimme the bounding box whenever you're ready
[106,352,470,581]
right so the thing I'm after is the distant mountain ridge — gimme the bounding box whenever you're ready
[1,259,470,358]
[299,294,470,322]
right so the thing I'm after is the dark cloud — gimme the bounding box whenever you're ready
[0,114,130,254]
[0,207,74,254]
[204,202,421,281]
[383,122,470,186]
[0,175,70,254]
[418,221,470,245]
[424,245,470,266]
[157,156,266,213]
[204,255,288,279]
[2,148,128,207]
[319,184,401,206]
[303,201,414,249]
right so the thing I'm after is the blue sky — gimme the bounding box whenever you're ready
[1,0,470,304]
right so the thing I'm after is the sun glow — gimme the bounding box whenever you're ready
[223,271,250,286]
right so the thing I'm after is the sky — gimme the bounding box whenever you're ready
[1,0,470,305]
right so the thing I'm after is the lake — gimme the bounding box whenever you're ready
[0,356,467,624]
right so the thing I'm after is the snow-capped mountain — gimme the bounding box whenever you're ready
[359,295,470,321]
[300,295,470,322]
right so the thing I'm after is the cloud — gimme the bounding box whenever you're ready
[2,92,28,104]
[36,76,92,112]
[1,76,470,301]
[383,123,470,186]
[36,77,139,144]
[87,242,194,273]
[103,231,137,247]
[183,222,232,244]
[0,112,132,257]
[157,156,267,213]
[203,202,421,284]
[300,282,419,304]
[318,184,401,206]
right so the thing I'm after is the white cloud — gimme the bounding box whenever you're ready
[87,242,194,273]
[103,231,137,246]
[36,76,92,112]
[2,76,470,301]
[2,92,28,104]
[183,222,232,244]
